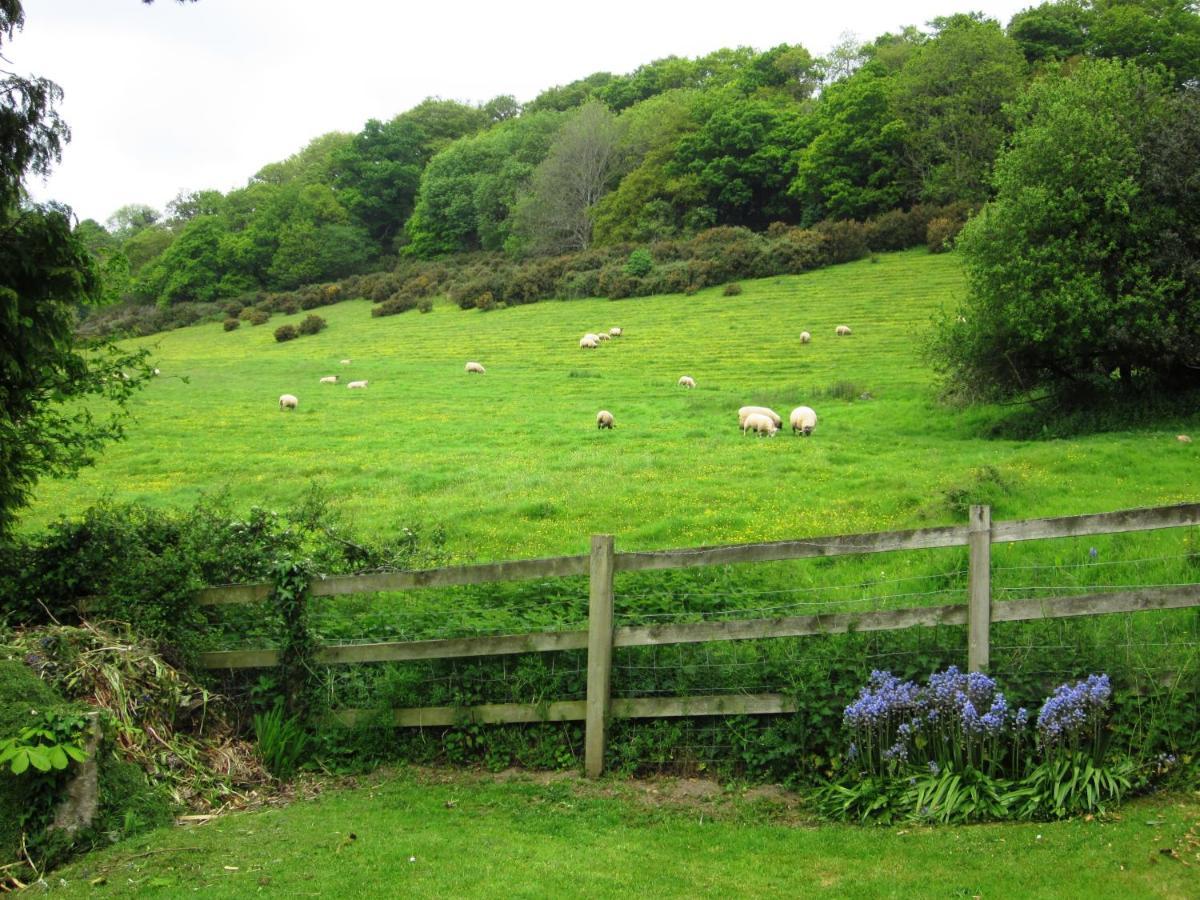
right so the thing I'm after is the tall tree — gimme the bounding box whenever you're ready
[512,101,626,253]
[1,1,152,536]
[890,14,1026,204]
[933,60,1200,402]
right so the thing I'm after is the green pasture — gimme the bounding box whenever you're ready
[43,770,1200,898]
[22,248,1199,563]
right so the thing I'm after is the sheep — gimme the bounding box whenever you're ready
[597,410,615,430]
[465,362,486,374]
[580,336,599,349]
[596,331,611,341]
[152,368,161,376]
[800,332,811,344]
[678,375,696,389]
[609,327,622,337]
[279,394,299,411]
[1179,435,1193,444]
[738,406,782,429]
[347,380,369,389]
[340,359,352,365]
[835,325,852,336]
[790,405,818,436]
[319,375,338,384]
[742,412,777,437]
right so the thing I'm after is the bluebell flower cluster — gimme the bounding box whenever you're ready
[1036,674,1111,749]
[841,666,1113,777]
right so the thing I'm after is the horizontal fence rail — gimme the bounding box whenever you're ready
[183,501,1200,777]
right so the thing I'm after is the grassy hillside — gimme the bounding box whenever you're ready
[24,248,1197,561]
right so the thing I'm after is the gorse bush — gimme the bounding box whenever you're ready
[223,317,240,332]
[297,314,326,335]
[274,324,298,342]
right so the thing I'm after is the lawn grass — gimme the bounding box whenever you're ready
[43,770,1200,898]
[22,248,1199,562]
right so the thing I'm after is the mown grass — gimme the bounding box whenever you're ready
[43,771,1200,898]
[23,248,1199,561]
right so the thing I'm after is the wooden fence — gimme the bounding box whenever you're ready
[195,502,1200,777]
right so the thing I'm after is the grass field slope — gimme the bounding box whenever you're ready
[23,248,1199,562]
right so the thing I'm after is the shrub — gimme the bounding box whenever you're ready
[297,314,326,336]
[926,216,960,253]
[417,298,433,314]
[223,318,240,332]
[723,282,743,297]
[863,207,933,252]
[811,218,869,264]
[371,295,418,317]
[475,291,496,311]
[624,248,654,277]
[274,324,298,342]
[223,302,244,318]
[246,309,270,326]
[276,297,300,315]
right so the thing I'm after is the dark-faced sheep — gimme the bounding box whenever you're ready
[465,362,485,374]
[835,325,852,336]
[790,406,817,436]
[678,376,695,389]
[279,394,299,411]
[597,410,614,429]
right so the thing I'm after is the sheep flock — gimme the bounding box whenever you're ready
[274,317,844,445]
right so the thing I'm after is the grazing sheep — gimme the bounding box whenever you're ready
[609,327,622,337]
[743,413,777,437]
[580,336,599,349]
[279,394,298,411]
[790,406,818,436]
[465,361,486,374]
[678,375,696,389]
[597,410,614,429]
[835,325,852,336]
[738,406,782,429]
[152,368,161,376]
[800,332,811,344]
[1179,435,1193,444]
[347,380,369,389]
[340,359,352,365]
[597,331,611,341]
[319,375,338,384]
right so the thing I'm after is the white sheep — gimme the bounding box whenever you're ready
[1178,435,1193,444]
[790,406,818,436]
[580,336,599,349]
[279,394,298,411]
[347,380,369,389]
[340,359,352,365]
[597,331,611,341]
[678,376,696,389]
[800,332,811,344]
[609,327,622,337]
[738,406,782,429]
[152,368,161,376]
[743,413,777,437]
[319,375,338,384]
[465,362,486,374]
[597,410,614,430]
[836,325,852,336]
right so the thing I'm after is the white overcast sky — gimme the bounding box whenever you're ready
[15,0,1030,224]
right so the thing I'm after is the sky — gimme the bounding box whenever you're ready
[14,0,1030,225]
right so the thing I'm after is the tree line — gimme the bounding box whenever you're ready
[77,2,1200,311]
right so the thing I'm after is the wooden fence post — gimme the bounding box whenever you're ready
[585,534,615,778]
[967,505,992,673]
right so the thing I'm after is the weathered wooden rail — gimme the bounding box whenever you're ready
[193,502,1200,777]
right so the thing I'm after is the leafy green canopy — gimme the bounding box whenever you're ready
[934,59,1200,401]
[0,1,152,537]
